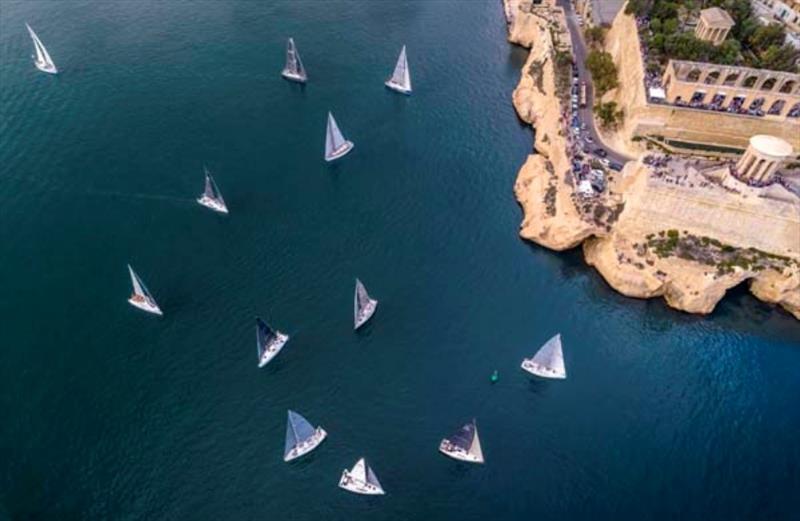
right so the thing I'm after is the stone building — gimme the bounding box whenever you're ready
[735,135,794,184]
[694,7,735,45]
[661,59,800,119]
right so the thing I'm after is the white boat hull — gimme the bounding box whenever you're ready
[258,332,289,368]
[197,195,228,214]
[354,301,377,330]
[520,359,566,379]
[438,440,484,464]
[338,470,385,495]
[384,80,411,95]
[284,428,327,462]
[34,60,58,74]
[325,141,354,162]
[128,297,163,316]
[282,70,307,83]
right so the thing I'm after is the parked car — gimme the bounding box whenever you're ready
[609,161,624,171]
[584,136,594,143]
[598,157,611,167]
[594,147,607,157]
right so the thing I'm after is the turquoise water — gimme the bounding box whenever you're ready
[1,1,799,519]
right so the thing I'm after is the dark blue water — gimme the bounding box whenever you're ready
[1,1,799,520]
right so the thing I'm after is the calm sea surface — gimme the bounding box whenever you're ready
[1,1,799,520]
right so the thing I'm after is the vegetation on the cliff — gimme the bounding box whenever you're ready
[584,26,607,49]
[626,0,799,72]
[643,230,796,277]
[585,51,618,95]
[594,101,625,129]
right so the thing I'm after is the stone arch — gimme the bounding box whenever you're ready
[742,75,759,88]
[686,68,703,82]
[722,72,740,86]
[748,97,765,112]
[767,99,786,115]
[690,91,706,104]
[788,102,800,118]
[704,71,721,84]
[760,77,778,91]
[779,79,796,94]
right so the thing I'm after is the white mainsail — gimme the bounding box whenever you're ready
[522,333,566,379]
[350,458,367,483]
[324,112,354,161]
[354,278,377,330]
[26,23,57,74]
[385,45,411,94]
[339,457,385,495]
[281,37,307,82]
[128,265,145,298]
[469,425,484,462]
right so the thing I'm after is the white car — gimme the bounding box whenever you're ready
[598,157,611,167]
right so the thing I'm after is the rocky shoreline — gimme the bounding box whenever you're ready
[504,0,800,319]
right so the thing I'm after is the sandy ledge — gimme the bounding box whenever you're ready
[504,0,800,319]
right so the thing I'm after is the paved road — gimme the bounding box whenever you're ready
[556,0,632,165]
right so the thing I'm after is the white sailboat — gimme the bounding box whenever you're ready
[196,167,228,214]
[338,458,385,495]
[384,45,411,94]
[25,23,58,74]
[284,410,327,462]
[281,37,307,83]
[521,333,566,379]
[127,265,162,316]
[324,112,354,162]
[353,278,377,330]
[439,419,485,464]
[256,317,289,368]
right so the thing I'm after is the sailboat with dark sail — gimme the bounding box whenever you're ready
[281,37,307,83]
[353,278,378,330]
[324,112,354,162]
[256,317,289,368]
[439,419,485,464]
[196,167,228,214]
[283,410,327,462]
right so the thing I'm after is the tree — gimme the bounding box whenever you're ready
[585,51,619,95]
[585,26,607,49]
[594,101,625,130]
[749,23,786,51]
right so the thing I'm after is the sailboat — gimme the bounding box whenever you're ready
[353,278,378,330]
[384,45,411,94]
[284,410,327,462]
[127,265,162,316]
[196,167,228,214]
[256,317,289,368]
[439,419,485,464]
[338,458,385,495]
[25,23,58,74]
[324,112,354,162]
[281,37,307,83]
[521,333,566,379]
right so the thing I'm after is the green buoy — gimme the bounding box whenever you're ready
[490,370,499,383]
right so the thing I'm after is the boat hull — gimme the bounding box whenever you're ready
[281,70,307,83]
[128,297,163,316]
[197,196,228,214]
[438,440,484,464]
[520,359,566,379]
[284,428,327,462]
[258,332,289,368]
[338,470,385,495]
[34,60,57,74]
[384,80,411,95]
[354,301,377,330]
[324,141,354,162]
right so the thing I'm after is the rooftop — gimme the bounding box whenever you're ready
[589,0,625,26]
[750,135,794,158]
[699,7,735,28]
